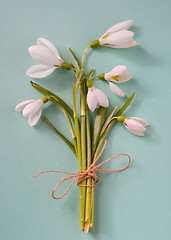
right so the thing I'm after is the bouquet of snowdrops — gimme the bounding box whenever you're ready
[15,20,149,233]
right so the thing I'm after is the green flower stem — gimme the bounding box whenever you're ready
[90,181,95,228]
[90,75,98,80]
[73,70,84,229]
[81,45,90,69]
[80,82,87,229]
[85,103,92,224]
[73,70,84,168]
[90,144,101,228]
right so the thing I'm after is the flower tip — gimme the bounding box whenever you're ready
[26,68,35,78]
[26,69,30,77]
[15,105,20,111]
[134,41,140,46]
[37,37,44,42]
[28,121,36,127]
[28,45,34,55]
[120,92,125,97]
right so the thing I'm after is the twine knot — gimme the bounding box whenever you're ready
[77,169,99,187]
[31,140,131,200]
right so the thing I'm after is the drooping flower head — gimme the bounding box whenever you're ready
[86,80,109,112]
[98,65,132,97]
[90,20,139,49]
[26,38,72,79]
[15,96,48,126]
[117,116,149,136]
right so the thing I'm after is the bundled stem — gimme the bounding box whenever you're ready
[80,82,87,229]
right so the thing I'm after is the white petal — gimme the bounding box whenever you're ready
[101,20,133,37]
[94,88,109,107]
[109,82,125,97]
[124,119,146,132]
[28,108,42,126]
[129,117,149,127]
[26,64,57,79]
[37,38,62,60]
[22,99,44,118]
[110,65,127,75]
[125,125,144,136]
[15,100,35,111]
[119,70,132,82]
[100,30,134,46]
[113,40,140,48]
[29,45,62,66]
[87,88,97,112]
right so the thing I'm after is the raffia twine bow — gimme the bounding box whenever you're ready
[31,140,131,199]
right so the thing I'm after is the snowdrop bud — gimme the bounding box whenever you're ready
[117,116,125,123]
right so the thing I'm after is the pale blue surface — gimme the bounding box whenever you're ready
[1,0,171,239]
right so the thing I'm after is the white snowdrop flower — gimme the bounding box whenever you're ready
[15,96,48,126]
[26,38,72,79]
[86,80,109,112]
[98,65,132,97]
[90,20,139,49]
[105,65,132,83]
[117,116,149,136]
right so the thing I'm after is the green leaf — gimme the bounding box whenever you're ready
[47,96,76,139]
[73,70,84,117]
[68,46,81,70]
[92,106,107,156]
[100,106,117,137]
[30,81,74,121]
[115,92,135,117]
[44,115,76,155]
[87,68,95,79]
[69,61,75,69]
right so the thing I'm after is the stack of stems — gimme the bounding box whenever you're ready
[31,59,135,232]
[77,75,95,230]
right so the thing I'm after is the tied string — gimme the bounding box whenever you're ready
[31,140,131,200]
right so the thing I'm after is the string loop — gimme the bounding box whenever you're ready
[31,140,131,200]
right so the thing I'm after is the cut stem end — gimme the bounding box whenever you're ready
[84,221,90,234]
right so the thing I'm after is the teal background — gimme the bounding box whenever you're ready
[1,0,171,239]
